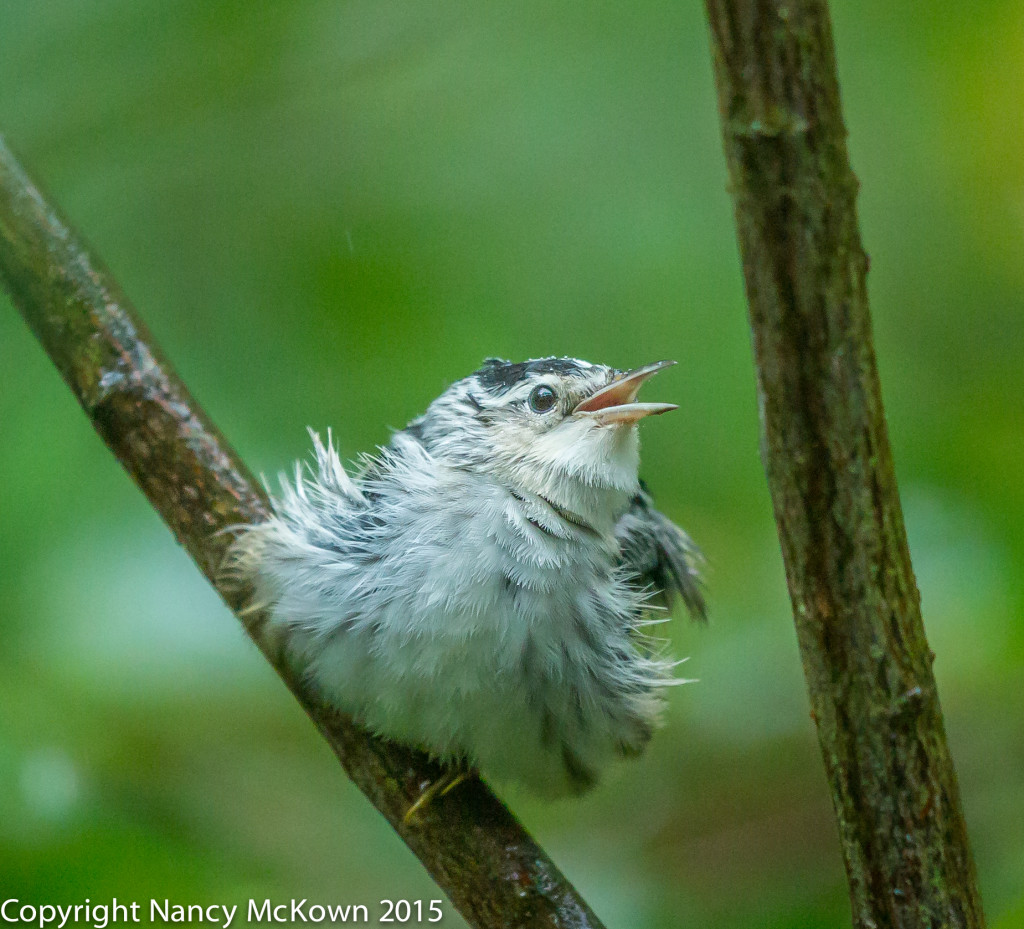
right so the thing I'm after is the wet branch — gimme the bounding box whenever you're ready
[0,134,605,929]
[702,1,985,925]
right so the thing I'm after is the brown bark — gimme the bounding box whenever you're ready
[0,134,605,929]
[702,2,985,926]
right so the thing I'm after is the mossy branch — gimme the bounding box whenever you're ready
[702,2,985,925]
[0,134,606,929]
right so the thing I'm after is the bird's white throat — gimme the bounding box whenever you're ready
[487,418,642,534]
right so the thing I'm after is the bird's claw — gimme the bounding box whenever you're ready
[403,768,471,824]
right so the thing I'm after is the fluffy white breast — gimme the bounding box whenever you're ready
[225,429,675,796]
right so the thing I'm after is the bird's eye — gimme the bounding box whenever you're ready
[529,385,558,413]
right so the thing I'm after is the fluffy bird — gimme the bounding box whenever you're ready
[225,357,704,804]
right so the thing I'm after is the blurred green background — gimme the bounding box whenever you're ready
[1,1,1021,926]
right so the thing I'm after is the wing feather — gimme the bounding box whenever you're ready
[615,481,706,622]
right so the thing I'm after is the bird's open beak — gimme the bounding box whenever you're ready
[573,360,678,425]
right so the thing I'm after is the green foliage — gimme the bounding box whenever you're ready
[1,1,1021,926]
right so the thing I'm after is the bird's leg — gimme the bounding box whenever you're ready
[403,764,472,824]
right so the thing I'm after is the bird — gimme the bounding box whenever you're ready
[223,357,704,810]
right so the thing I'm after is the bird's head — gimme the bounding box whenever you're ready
[406,357,677,527]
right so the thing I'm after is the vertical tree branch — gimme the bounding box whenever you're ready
[0,134,606,929]
[702,2,985,925]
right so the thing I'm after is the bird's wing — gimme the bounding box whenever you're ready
[615,481,706,622]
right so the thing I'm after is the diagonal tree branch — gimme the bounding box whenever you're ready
[702,2,985,925]
[0,134,605,929]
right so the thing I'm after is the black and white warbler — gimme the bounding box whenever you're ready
[225,357,704,808]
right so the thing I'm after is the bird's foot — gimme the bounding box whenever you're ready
[403,767,471,824]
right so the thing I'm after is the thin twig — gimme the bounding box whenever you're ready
[703,2,985,925]
[0,133,606,929]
